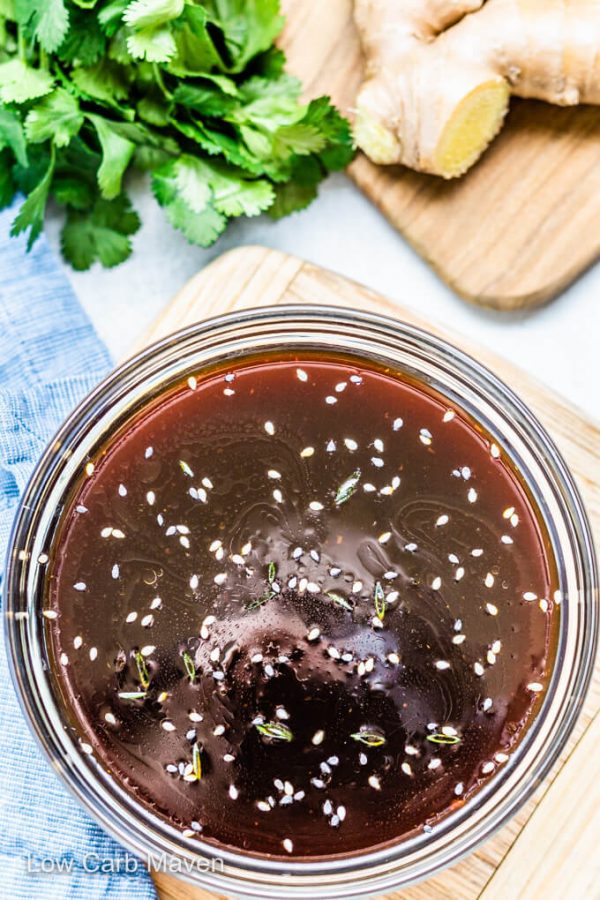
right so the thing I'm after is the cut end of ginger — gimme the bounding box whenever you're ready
[433,80,510,179]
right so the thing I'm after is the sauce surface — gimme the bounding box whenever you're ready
[46,355,558,858]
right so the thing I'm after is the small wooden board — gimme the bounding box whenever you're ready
[279,0,600,311]
[136,246,600,900]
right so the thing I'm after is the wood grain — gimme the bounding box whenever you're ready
[138,246,600,900]
[278,0,600,311]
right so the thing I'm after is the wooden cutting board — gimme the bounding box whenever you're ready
[278,0,600,311]
[136,246,600,900]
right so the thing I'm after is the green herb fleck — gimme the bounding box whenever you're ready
[426,733,461,746]
[335,469,361,506]
[326,591,353,611]
[255,721,293,742]
[179,459,194,477]
[192,742,202,780]
[181,649,197,682]
[246,590,275,611]
[267,561,276,584]
[351,730,386,748]
[133,650,150,689]
[374,581,386,621]
[118,691,147,701]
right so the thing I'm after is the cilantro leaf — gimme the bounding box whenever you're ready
[14,0,69,53]
[57,8,107,66]
[88,114,136,199]
[0,59,53,104]
[126,24,176,62]
[60,193,140,270]
[10,145,55,249]
[25,89,84,147]
[152,157,227,246]
[0,148,17,209]
[123,0,184,30]
[203,0,284,72]
[0,105,28,166]
[267,155,321,219]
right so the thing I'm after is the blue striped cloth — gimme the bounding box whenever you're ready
[0,202,157,899]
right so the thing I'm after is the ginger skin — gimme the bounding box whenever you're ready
[353,0,600,178]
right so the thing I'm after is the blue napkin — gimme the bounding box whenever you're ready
[0,202,157,899]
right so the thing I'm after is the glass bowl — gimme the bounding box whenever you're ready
[4,305,598,898]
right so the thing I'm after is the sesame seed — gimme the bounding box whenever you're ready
[257,801,271,812]
[307,627,321,641]
[161,721,176,732]
[452,634,466,645]
[283,839,293,854]
[468,488,478,503]
[431,576,442,590]
[145,447,153,459]
[374,438,384,452]
[268,469,281,480]
[455,567,465,581]
[43,610,58,620]
[363,483,376,492]
[435,660,450,670]
[213,724,225,736]
[378,531,392,544]
[264,421,275,435]
[296,368,308,382]
[309,501,324,511]
[485,603,498,616]
[523,591,537,602]
[301,446,315,458]
[146,491,155,505]
[435,514,449,527]
[495,752,509,763]
[73,582,86,591]
[485,573,494,588]
[428,758,441,770]
[472,548,484,557]
[125,612,138,623]
[273,489,283,503]
[482,761,495,775]
[187,376,197,390]
[368,775,381,790]
[327,646,341,660]
[443,410,455,422]
[214,573,227,586]
[483,697,493,711]
[118,483,127,497]
[223,388,235,397]
[454,783,464,796]
[401,762,413,776]
[229,785,239,800]
[344,438,358,451]
[387,652,400,664]
[527,682,544,692]
[89,647,98,661]
[501,534,513,544]
[350,374,363,384]
[37,553,49,564]
[105,712,117,725]
[371,457,384,467]
[393,417,403,430]
[325,396,337,405]
[85,462,94,477]
[491,443,500,458]
[140,645,155,656]
[419,429,432,446]
[474,662,485,676]
[405,542,418,552]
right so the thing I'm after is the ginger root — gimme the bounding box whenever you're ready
[353,0,600,178]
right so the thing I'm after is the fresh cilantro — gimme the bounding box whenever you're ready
[25,89,84,147]
[0,0,354,267]
[61,193,140,269]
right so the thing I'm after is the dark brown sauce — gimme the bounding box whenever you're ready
[46,353,558,859]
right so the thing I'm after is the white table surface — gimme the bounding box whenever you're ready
[46,172,600,424]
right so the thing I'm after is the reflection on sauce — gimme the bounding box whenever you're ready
[46,354,558,859]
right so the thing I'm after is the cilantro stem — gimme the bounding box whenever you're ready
[153,63,173,100]
[39,48,48,70]
[17,25,25,63]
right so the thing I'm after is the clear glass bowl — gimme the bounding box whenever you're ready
[4,306,598,898]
